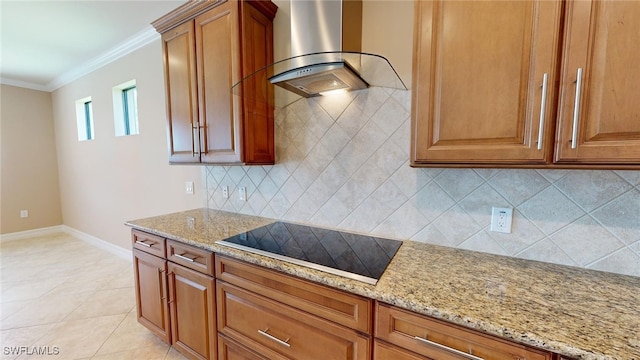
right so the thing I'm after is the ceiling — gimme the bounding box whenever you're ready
[0,0,186,92]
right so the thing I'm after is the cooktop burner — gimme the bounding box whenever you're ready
[216,222,402,285]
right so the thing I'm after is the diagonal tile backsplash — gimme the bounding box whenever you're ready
[205,87,640,277]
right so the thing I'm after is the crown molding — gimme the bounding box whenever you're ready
[45,26,160,92]
[0,26,161,93]
[0,77,50,92]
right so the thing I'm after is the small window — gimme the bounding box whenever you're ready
[113,80,139,136]
[75,96,94,141]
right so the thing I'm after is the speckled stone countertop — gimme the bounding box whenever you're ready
[126,208,640,360]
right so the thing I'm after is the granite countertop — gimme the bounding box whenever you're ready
[126,208,640,360]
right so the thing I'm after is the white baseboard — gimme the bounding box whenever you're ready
[61,226,131,261]
[0,225,65,242]
[1,225,131,262]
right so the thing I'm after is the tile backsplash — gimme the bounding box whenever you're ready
[205,87,640,277]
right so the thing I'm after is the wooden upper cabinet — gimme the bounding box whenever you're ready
[411,0,563,165]
[412,0,640,168]
[554,0,640,165]
[155,0,277,165]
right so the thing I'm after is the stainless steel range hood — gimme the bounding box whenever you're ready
[269,60,368,97]
[232,0,406,101]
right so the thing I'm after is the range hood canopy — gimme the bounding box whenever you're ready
[232,0,407,103]
[232,51,407,103]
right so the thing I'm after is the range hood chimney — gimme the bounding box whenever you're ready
[267,0,406,98]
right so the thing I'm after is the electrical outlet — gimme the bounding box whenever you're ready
[490,207,513,233]
[185,181,194,195]
[239,186,247,201]
[20,210,29,218]
[222,185,229,199]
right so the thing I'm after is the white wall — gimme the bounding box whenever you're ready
[51,41,203,249]
[1,85,62,234]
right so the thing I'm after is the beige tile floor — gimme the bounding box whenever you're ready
[0,232,188,360]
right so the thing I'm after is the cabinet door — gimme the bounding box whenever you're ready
[162,21,200,164]
[555,0,640,165]
[411,0,562,165]
[196,2,243,164]
[133,249,170,344]
[168,262,216,360]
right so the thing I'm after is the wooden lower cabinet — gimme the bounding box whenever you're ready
[168,262,216,360]
[132,230,217,360]
[375,302,552,360]
[133,249,170,344]
[133,234,571,360]
[217,280,370,360]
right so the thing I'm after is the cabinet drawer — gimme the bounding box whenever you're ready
[132,230,166,258]
[375,302,552,360]
[218,334,270,360]
[215,255,372,333]
[217,280,370,360]
[167,240,214,276]
[374,340,428,360]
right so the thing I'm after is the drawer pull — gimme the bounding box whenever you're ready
[135,240,153,247]
[174,253,196,262]
[414,336,484,360]
[258,328,291,348]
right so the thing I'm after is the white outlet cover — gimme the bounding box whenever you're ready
[490,207,513,233]
[185,181,194,195]
[239,186,247,201]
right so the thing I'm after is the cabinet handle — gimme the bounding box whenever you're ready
[198,124,207,155]
[157,268,165,303]
[192,125,198,157]
[258,328,291,348]
[135,240,152,248]
[537,73,549,150]
[167,272,175,304]
[571,68,583,149]
[174,253,196,262]
[414,336,484,360]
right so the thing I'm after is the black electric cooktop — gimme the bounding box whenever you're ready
[216,222,402,285]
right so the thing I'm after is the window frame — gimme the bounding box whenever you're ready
[75,96,94,141]
[112,80,139,137]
